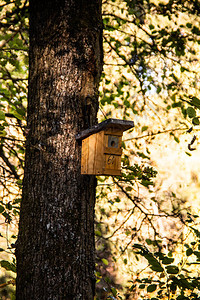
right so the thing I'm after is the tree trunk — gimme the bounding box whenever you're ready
[16,1,103,299]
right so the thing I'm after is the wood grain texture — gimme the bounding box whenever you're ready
[81,138,89,174]
[81,131,104,175]
[94,131,104,175]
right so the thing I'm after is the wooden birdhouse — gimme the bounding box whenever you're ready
[76,118,134,176]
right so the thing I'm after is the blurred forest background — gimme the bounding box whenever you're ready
[1,0,200,299]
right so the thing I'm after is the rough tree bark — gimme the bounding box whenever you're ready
[16,1,103,299]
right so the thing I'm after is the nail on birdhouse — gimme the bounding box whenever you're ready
[76,118,134,176]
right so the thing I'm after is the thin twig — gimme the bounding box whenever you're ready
[124,127,188,142]
[0,146,20,180]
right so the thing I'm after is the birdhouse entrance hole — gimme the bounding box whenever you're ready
[108,136,119,148]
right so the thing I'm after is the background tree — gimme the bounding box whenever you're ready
[15,0,103,299]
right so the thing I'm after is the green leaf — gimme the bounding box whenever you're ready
[149,24,154,30]
[13,111,24,120]
[0,130,7,137]
[171,94,176,101]
[190,96,200,109]
[180,66,189,72]
[0,111,5,120]
[177,295,188,300]
[137,152,150,159]
[139,284,145,289]
[162,256,174,265]
[166,265,179,274]
[186,23,192,28]
[186,107,196,118]
[192,117,200,125]
[179,278,193,290]
[95,230,102,237]
[192,26,200,35]
[193,251,200,259]
[147,284,157,293]
[192,228,200,238]
[150,264,164,272]
[6,202,12,210]
[186,248,193,256]
[102,258,109,265]
[0,260,16,273]
[130,284,136,291]
[125,186,132,192]
[17,179,23,186]
[157,86,162,93]
[141,126,148,132]
[111,287,117,297]
[105,276,111,283]
[115,197,120,203]
[174,136,180,143]
[125,230,131,236]
[133,243,145,250]
[146,239,152,245]
[144,253,164,272]
[0,205,4,213]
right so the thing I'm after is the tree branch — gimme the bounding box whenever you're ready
[124,127,188,142]
[0,146,20,180]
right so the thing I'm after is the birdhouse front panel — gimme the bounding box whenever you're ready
[103,154,121,175]
[102,129,123,175]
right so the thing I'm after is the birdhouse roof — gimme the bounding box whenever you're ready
[76,118,134,141]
